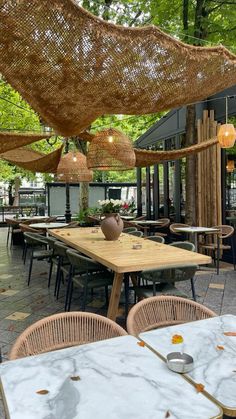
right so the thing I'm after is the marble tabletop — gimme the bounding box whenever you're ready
[0,335,222,419]
[140,314,236,416]
[29,222,68,229]
[174,226,219,233]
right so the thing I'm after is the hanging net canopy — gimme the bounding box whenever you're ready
[0,146,63,173]
[56,151,93,182]
[0,132,53,154]
[134,138,218,167]
[0,0,236,137]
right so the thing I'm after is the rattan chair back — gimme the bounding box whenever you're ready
[147,236,165,244]
[169,223,190,234]
[9,311,127,360]
[155,218,170,228]
[123,227,137,233]
[127,296,216,336]
[170,241,195,251]
[212,225,234,239]
[67,250,103,272]
[128,230,143,237]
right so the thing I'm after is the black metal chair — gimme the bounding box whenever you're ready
[23,233,52,286]
[65,250,113,312]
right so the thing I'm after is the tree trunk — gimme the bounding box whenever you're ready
[79,182,89,212]
[8,181,14,206]
[185,105,196,224]
[13,177,21,206]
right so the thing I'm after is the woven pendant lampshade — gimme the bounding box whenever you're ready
[56,151,93,182]
[87,128,136,171]
[218,124,236,148]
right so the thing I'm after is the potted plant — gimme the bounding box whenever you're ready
[98,199,124,240]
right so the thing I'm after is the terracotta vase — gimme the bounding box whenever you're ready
[101,213,124,241]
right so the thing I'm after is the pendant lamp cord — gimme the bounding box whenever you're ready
[226,96,228,124]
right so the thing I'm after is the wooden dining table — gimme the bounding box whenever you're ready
[49,227,211,321]
[0,335,222,419]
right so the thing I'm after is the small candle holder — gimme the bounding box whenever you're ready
[166,352,194,373]
[132,243,142,250]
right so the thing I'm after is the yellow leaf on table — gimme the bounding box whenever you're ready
[195,383,205,393]
[137,341,145,347]
[171,334,184,344]
[224,332,236,336]
[216,345,224,350]
[36,390,49,395]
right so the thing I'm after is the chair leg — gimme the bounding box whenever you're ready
[81,283,88,312]
[54,258,61,296]
[105,285,109,308]
[231,237,236,270]
[68,282,74,312]
[27,252,34,286]
[65,266,72,311]
[124,274,130,319]
[6,226,10,247]
[216,236,220,275]
[190,278,196,301]
[56,271,63,300]
[48,260,53,288]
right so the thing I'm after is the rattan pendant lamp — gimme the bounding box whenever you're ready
[57,145,93,222]
[218,97,236,148]
[87,128,136,170]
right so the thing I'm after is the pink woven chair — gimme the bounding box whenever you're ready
[9,312,127,360]
[127,296,216,336]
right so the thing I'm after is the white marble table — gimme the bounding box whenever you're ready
[0,335,222,419]
[29,222,68,229]
[140,314,236,417]
[174,226,219,253]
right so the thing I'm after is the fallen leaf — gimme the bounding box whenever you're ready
[67,233,71,236]
[137,341,145,347]
[216,345,224,350]
[232,370,236,373]
[0,289,6,293]
[224,332,236,336]
[36,390,49,395]
[7,324,15,332]
[165,411,170,418]
[171,334,184,344]
[8,285,11,289]
[70,376,81,381]
[195,383,205,393]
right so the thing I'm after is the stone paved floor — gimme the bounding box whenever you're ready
[0,227,236,418]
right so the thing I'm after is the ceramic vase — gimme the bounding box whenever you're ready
[101,213,124,241]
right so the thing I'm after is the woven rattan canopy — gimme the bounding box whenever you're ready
[1,146,63,173]
[0,132,53,154]
[1,0,236,136]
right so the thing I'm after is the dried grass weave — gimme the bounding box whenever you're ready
[0,0,236,136]
[134,138,218,167]
[57,151,93,182]
[0,132,53,154]
[1,146,63,173]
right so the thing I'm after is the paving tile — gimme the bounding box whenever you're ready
[0,290,19,297]
[5,312,31,321]
[208,283,225,290]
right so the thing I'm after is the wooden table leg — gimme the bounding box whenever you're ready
[107,272,124,321]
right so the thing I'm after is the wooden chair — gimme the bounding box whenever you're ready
[153,218,170,237]
[127,296,216,336]
[200,225,235,270]
[9,311,127,360]
[169,223,189,234]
